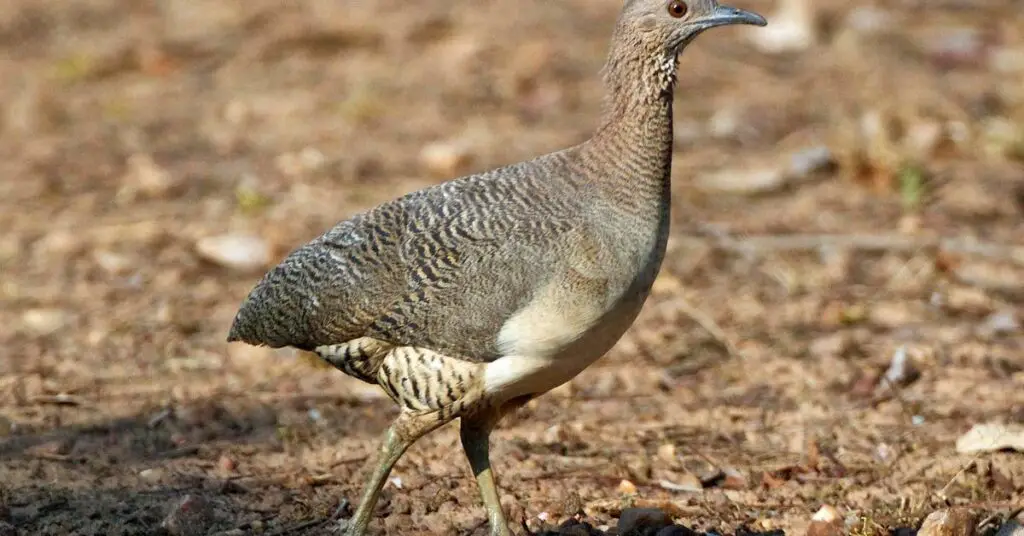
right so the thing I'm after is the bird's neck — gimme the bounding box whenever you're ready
[582,32,678,215]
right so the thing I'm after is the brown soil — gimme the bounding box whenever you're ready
[1,0,1022,535]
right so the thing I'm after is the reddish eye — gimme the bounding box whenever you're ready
[667,0,688,18]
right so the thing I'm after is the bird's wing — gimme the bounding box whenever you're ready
[228,161,581,361]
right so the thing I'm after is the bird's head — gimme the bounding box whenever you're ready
[620,0,766,54]
[601,0,766,100]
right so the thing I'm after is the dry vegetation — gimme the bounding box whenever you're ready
[1,0,1022,534]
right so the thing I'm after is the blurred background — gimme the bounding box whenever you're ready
[0,0,1022,534]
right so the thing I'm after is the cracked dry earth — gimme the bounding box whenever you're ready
[1,0,1023,534]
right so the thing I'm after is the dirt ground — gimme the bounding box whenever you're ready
[1,0,1023,534]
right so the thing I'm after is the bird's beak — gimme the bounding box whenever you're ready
[699,4,768,28]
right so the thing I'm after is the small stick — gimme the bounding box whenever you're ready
[677,233,1024,265]
[160,445,201,459]
[148,408,173,428]
[32,394,83,407]
[675,297,741,359]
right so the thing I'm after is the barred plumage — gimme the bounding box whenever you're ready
[226,2,766,535]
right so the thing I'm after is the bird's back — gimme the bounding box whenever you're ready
[227,149,596,361]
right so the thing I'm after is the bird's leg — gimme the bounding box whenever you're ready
[345,411,446,536]
[461,408,513,536]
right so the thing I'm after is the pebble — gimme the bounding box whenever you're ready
[942,287,993,316]
[980,117,1024,159]
[718,468,748,490]
[956,422,1024,454]
[195,234,272,272]
[879,345,920,390]
[809,333,851,359]
[217,455,236,473]
[978,310,1020,337]
[787,145,835,178]
[923,28,986,69]
[21,308,71,336]
[656,443,676,462]
[658,473,703,493]
[905,120,946,159]
[917,508,976,536]
[161,495,217,536]
[419,140,473,178]
[92,250,133,275]
[990,47,1024,73]
[747,0,816,54]
[117,153,177,202]
[139,468,166,483]
[618,479,638,495]
[807,505,843,536]
[844,6,893,35]
[696,167,787,195]
[275,147,327,177]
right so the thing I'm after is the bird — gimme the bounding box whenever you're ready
[227,1,766,535]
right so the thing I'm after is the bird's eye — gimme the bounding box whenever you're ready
[667,0,688,18]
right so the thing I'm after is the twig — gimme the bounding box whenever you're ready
[675,297,740,359]
[265,499,349,536]
[329,454,369,469]
[32,394,83,407]
[677,233,1024,265]
[935,455,980,503]
[159,445,201,459]
[148,408,173,428]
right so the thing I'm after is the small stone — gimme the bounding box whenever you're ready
[807,505,843,536]
[978,310,1020,337]
[656,443,676,462]
[718,468,748,490]
[618,479,638,495]
[93,250,133,275]
[422,513,455,535]
[618,508,673,535]
[21,309,71,336]
[980,117,1024,160]
[217,455,236,473]
[747,0,816,54]
[0,521,16,536]
[878,346,921,391]
[917,508,976,536]
[956,423,1024,454]
[995,520,1024,536]
[943,287,993,316]
[905,120,947,159]
[844,6,893,35]
[708,107,741,139]
[809,333,850,358]
[140,468,166,483]
[161,495,217,536]
[195,234,272,272]
[990,47,1024,73]
[923,27,985,68]
[658,473,703,493]
[787,145,835,178]
[118,153,177,202]
[419,141,472,178]
[696,167,787,195]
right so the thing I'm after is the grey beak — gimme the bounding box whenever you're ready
[702,4,768,28]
